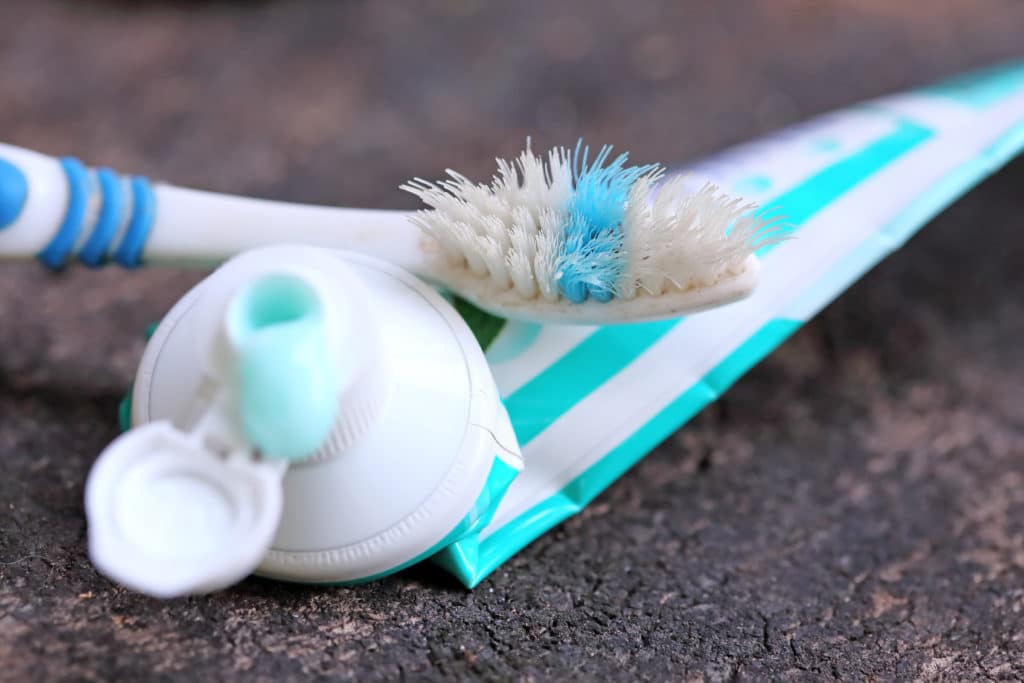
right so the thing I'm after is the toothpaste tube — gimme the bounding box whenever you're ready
[103,62,1024,594]
[432,61,1024,587]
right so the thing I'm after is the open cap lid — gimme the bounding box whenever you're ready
[85,420,285,598]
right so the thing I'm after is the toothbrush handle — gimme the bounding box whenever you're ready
[149,186,429,272]
[0,142,429,274]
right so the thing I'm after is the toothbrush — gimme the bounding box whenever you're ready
[0,141,786,324]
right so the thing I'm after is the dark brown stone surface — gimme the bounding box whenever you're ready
[1,1,1022,680]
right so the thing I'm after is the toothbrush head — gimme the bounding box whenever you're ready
[401,141,788,324]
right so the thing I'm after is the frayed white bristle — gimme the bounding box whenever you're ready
[401,142,788,303]
[402,142,572,301]
[618,175,788,299]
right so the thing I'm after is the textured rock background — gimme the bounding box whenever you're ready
[1,1,1022,680]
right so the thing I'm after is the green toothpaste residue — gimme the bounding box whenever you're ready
[452,296,507,351]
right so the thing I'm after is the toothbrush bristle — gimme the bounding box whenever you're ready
[401,141,787,304]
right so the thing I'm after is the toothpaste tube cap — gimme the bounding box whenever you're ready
[106,246,521,592]
[85,419,285,598]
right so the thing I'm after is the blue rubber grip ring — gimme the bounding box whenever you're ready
[79,168,123,267]
[38,157,90,270]
[113,176,156,268]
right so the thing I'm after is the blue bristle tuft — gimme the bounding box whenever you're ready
[556,141,660,303]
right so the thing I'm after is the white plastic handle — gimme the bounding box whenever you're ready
[0,141,430,274]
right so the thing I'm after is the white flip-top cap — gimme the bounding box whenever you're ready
[85,421,285,598]
[93,245,520,593]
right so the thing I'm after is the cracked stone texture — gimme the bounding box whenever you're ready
[2,1,1023,680]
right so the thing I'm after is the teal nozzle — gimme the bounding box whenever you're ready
[226,273,339,460]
